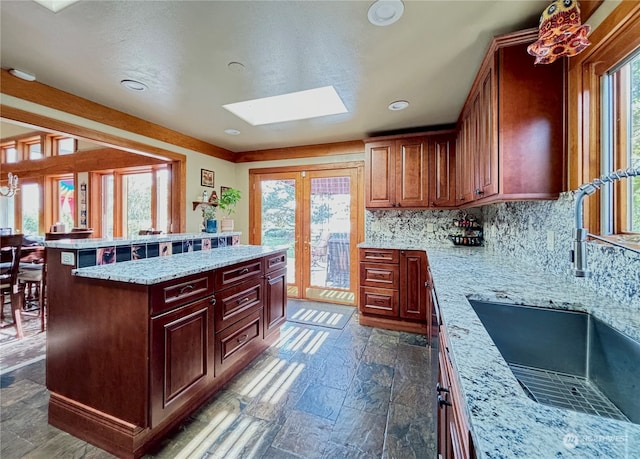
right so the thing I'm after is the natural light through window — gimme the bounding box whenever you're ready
[223,86,348,126]
[603,48,640,235]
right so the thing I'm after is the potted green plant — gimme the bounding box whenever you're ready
[202,204,218,233]
[218,187,241,232]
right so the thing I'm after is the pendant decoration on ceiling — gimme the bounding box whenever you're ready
[527,0,591,64]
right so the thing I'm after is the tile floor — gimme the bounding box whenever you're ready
[1,311,438,459]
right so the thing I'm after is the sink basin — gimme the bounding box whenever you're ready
[469,300,640,424]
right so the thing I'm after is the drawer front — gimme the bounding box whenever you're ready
[215,278,263,331]
[264,251,287,274]
[360,286,399,317]
[215,309,262,374]
[360,262,399,288]
[151,272,213,315]
[359,248,399,264]
[215,259,263,290]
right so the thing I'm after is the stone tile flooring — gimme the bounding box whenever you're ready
[1,312,438,458]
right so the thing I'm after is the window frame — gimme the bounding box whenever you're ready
[569,2,640,240]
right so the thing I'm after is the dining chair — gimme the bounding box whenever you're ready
[1,234,26,338]
[18,250,46,332]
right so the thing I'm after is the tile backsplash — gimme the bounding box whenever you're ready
[365,192,639,309]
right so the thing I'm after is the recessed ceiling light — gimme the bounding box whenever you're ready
[368,0,404,26]
[224,129,241,136]
[120,79,148,92]
[228,62,245,73]
[9,68,36,82]
[223,86,348,126]
[388,100,409,111]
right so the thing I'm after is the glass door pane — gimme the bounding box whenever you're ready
[58,178,75,230]
[260,178,298,294]
[305,173,355,304]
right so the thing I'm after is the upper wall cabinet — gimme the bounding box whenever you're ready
[455,29,565,206]
[365,133,456,209]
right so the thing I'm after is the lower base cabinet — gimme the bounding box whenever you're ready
[437,326,476,459]
[150,297,215,427]
[359,248,433,336]
[265,267,287,337]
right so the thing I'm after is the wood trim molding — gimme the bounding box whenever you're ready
[235,140,364,163]
[568,1,640,232]
[248,160,364,175]
[1,69,235,162]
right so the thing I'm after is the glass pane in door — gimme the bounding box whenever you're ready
[260,179,297,293]
[21,183,40,236]
[307,176,353,303]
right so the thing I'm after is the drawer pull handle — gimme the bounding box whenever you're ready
[178,284,195,295]
[237,334,249,344]
[437,394,452,408]
[239,297,250,304]
[239,268,249,275]
[210,298,217,306]
[436,383,449,393]
[425,281,432,289]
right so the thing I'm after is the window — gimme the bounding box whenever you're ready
[53,136,76,155]
[21,183,40,236]
[100,166,170,238]
[2,143,18,163]
[602,48,640,235]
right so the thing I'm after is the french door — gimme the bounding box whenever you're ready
[250,163,363,305]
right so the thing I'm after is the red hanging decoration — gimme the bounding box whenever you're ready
[527,0,591,64]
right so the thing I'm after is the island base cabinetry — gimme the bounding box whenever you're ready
[358,248,432,336]
[46,248,286,459]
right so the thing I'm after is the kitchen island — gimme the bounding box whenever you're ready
[360,242,640,458]
[44,235,287,459]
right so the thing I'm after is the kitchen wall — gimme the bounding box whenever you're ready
[365,193,640,310]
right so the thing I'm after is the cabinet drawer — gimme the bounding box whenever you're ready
[150,272,213,315]
[214,278,262,332]
[359,248,399,264]
[215,259,263,290]
[264,251,287,274]
[360,262,399,288]
[215,310,262,374]
[359,286,399,317]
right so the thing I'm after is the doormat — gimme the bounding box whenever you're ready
[286,299,355,330]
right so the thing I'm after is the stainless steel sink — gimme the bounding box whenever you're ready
[469,300,640,425]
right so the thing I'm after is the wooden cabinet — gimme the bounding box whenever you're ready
[455,29,564,206]
[365,133,456,209]
[438,326,476,459]
[264,267,287,338]
[358,248,433,336]
[150,296,214,427]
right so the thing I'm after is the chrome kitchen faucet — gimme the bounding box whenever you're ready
[571,166,640,277]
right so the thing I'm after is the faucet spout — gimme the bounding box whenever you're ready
[571,167,640,277]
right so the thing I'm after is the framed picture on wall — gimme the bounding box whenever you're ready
[201,169,215,188]
[220,186,230,195]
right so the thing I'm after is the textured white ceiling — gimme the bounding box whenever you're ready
[0,0,549,153]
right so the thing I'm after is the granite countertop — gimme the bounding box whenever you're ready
[72,245,285,285]
[359,242,639,458]
[44,231,241,249]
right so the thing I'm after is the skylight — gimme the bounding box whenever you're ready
[223,86,348,126]
[33,0,80,13]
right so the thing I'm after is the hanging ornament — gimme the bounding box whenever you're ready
[527,0,591,64]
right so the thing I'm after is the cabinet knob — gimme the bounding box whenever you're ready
[475,189,485,196]
[424,281,432,289]
[437,394,452,408]
[210,297,217,306]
